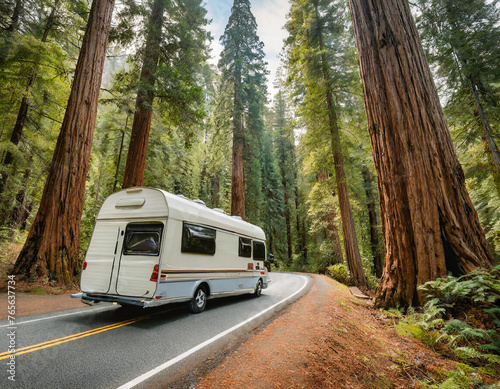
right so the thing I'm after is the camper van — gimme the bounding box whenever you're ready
[78,188,269,313]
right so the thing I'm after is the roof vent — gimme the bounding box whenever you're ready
[193,199,206,206]
[232,215,243,220]
[116,198,145,207]
[213,208,228,214]
[176,194,189,200]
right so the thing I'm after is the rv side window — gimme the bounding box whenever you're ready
[123,224,163,256]
[239,237,252,257]
[182,223,216,255]
[253,241,266,261]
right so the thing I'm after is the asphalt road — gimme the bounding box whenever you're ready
[1,272,311,389]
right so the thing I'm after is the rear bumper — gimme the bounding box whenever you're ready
[79,292,191,308]
[79,292,151,307]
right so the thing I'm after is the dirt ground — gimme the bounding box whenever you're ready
[0,274,462,388]
[195,275,457,389]
[0,292,84,320]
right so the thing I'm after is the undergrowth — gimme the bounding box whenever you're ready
[395,265,500,388]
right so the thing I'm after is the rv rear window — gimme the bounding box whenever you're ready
[239,237,252,257]
[253,241,266,261]
[123,224,163,256]
[182,223,216,255]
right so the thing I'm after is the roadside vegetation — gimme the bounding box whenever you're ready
[382,266,500,388]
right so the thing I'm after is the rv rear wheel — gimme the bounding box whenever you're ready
[190,285,207,313]
[254,279,263,297]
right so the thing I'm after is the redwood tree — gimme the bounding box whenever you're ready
[120,0,209,189]
[285,0,367,287]
[121,0,164,188]
[218,0,268,219]
[349,0,495,307]
[13,0,115,284]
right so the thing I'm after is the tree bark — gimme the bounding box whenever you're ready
[13,0,115,285]
[212,175,220,208]
[349,0,495,308]
[122,0,164,188]
[113,129,125,192]
[315,2,367,287]
[231,70,246,218]
[362,165,383,278]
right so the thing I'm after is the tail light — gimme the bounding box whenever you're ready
[83,261,87,270]
[150,264,166,282]
[150,264,159,282]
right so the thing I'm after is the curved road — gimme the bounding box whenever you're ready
[1,272,311,389]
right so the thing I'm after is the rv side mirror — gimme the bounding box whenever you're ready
[268,253,274,262]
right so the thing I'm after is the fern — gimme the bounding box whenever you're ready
[455,346,483,360]
[485,307,500,327]
[414,266,500,369]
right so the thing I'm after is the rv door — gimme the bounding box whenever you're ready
[115,222,164,298]
[81,221,124,294]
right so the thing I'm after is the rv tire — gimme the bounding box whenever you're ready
[254,279,263,297]
[190,285,207,313]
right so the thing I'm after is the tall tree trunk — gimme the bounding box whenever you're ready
[212,175,220,208]
[231,69,245,218]
[122,0,164,188]
[317,170,344,265]
[113,113,128,192]
[0,3,59,194]
[295,184,308,266]
[13,0,115,285]
[284,187,293,264]
[349,0,495,308]
[362,165,383,278]
[315,2,367,287]
[113,129,125,192]
[469,76,500,179]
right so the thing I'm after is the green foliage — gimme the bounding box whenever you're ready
[283,0,381,281]
[327,263,352,286]
[0,0,85,240]
[418,266,500,311]
[214,0,288,255]
[414,0,500,259]
[421,364,494,389]
[403,266,500,370]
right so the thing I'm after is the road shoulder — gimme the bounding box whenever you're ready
[189,274,456,389]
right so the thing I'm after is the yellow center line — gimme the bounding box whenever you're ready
[0,315,151,360]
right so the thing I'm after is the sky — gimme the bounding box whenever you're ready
[204,0,291,100]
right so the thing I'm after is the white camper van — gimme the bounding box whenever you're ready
[78,188,269,313]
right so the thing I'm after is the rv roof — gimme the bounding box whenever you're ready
[96,187,266,241]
